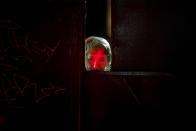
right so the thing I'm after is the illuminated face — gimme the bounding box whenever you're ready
[85,36,111,71]
[89,48,106,70]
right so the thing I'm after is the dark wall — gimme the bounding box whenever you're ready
[0,0,84,131]
[85,72,175,131]
[111,0,193,72]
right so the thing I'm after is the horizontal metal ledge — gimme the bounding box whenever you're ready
[86,71,174,77]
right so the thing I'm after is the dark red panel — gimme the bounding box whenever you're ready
[0,2,84,131]
[85,72,175,130]
[111,0,190,71]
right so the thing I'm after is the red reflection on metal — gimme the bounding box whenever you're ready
[89,48,105,70]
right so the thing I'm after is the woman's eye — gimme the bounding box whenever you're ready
[99,57,105,61]
[89,57,94,61]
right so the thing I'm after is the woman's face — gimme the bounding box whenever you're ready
[88,48,106,70]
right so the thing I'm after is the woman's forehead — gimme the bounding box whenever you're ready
[89,47,105,53]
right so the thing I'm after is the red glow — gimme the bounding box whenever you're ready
[89,48,105,70]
